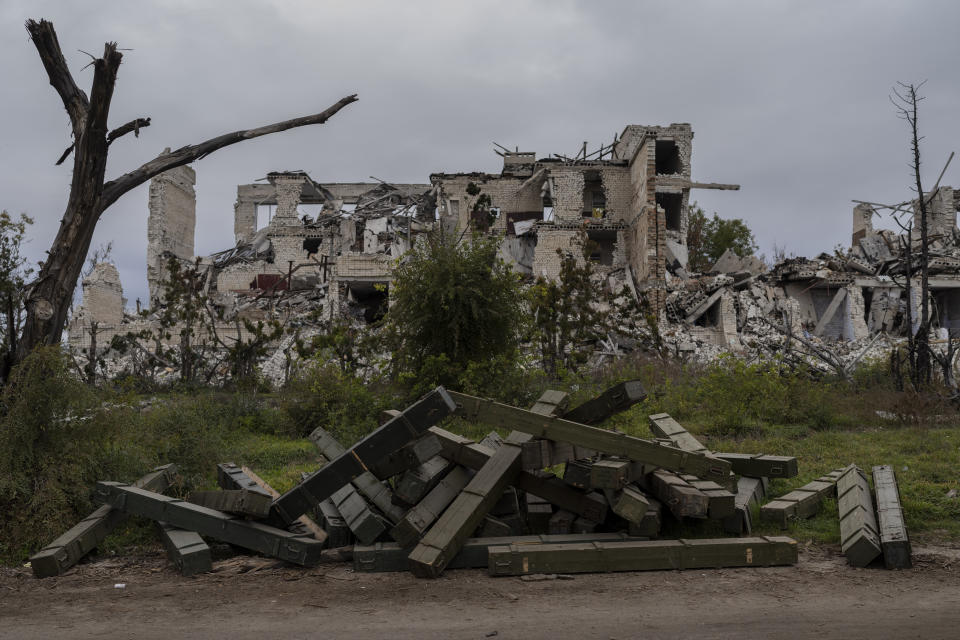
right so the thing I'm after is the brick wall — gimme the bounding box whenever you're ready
[601,166,632,223]
[147,162,196,302]
[532,226,582,280]
[549,167,585,223]
[435,174,543,232]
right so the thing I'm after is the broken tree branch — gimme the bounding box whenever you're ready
[100,95,358,209]
[107,117,152,145]
[25,19,89,136]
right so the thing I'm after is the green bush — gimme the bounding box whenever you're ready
[381,230,527,394]
[0,348,136,561]
[283,362,401,445]
[0,348,316,564]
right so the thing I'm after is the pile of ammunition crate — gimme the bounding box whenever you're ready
[29,382,911,579]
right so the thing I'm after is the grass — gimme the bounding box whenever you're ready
[607,405,960,544]
[4,347,959,566]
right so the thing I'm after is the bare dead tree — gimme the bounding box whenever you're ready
[12,19,356,380]
[891,81,932,386]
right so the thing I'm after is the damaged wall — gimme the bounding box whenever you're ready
[146,157,196,304]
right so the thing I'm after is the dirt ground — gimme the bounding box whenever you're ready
[2,543,958,640]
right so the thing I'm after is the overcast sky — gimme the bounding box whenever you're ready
[1,0,958,305]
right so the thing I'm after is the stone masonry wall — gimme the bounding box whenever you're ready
[81,262,124,326]
[147,160,196,303]
[601,166,632,223]
[436,175,542,232]
[549,168,586,223]
[532,227,582,281]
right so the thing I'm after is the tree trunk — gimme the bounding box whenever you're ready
[14,19,356,375]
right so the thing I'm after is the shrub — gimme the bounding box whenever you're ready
[381,229,527,393]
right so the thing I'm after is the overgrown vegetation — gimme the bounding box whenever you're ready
[380,229,527,395]
[0,211,33,382]
[685,204,759,273]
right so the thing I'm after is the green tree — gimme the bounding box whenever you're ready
[686,204,758,273]
[381,229,525,390]
[0,212,34,382]
[529,235,612,376]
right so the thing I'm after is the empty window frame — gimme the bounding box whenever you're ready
[655,140,682,175]
[657,192,683,231]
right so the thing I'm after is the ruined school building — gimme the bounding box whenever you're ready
[68,121,960,359]
[70,124,740,351]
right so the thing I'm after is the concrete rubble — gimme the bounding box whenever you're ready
[66,123,960,382]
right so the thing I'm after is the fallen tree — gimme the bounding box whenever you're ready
[10,18,357,381]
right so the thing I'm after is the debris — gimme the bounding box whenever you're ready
[760,468,846,528]
[29,464,178,578]
[30,383,914,581]
[187,489,273,519]
[487,537,799,576]
[93,481,325,566]
[267,388,456,527]
[837,465,882,567]
[872,465,912,569]
[157,522,212,577]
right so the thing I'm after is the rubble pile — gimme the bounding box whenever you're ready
[28,382,911,579]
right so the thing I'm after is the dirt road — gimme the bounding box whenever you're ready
[2,544,957,639]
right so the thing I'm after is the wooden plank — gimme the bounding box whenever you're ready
[93,482,325,566]
[813,288,847,337]
[519,473,608,523]
[308,426,406,523]
[530,389,570,417]
[216,463,271,496]
[447,391,730,481]
[681,475,736,520]
[317,498,353,549]
[604,485,650,524]
[157,522,211,577]
[268,387,456,527]
[647,414,738,489]
[395,456,454,505]
[521,439,596,470]
[562,460,593,489]
[872,465,912,569]
[647,470,708,519]
[240,466,327,543]
[390,465,473,548]
[330,483,387,545]
[760,468,845,528]
[354,532,641,573]
[714,452,799,479]
[30,464,178,579]
[647,413,710,453]
[722,475,766,535]
[187,489,272,519]
[429,426,497,469]
[429,426,608,522]
[488,536,798,576]
[367,435,442,479]
[627,497,662,538]
[525,492,553,534]
[407,432,527,578]
[837,465,881,567]
[562,380,646,425]
[590,459,631,490]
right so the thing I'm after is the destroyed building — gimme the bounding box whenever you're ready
[69,123,739,360]
[67,119,960,380]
